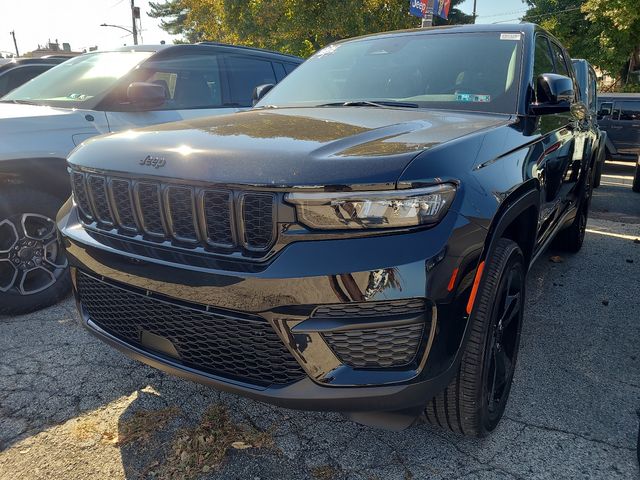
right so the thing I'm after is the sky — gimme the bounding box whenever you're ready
[458,0,529,24]
[0,0,177,56]
[0,0,528,57]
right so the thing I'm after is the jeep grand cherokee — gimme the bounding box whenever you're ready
[57,24,597,436]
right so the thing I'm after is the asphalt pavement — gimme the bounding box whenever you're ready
[1,161,639,480]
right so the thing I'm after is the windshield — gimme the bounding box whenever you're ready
[259,32,523,114]
[1,51,153,109]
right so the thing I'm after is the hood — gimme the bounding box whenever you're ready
[0,102,110,161]
[70,107,510,188]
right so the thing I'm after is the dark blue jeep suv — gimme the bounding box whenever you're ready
[57,24,597,436]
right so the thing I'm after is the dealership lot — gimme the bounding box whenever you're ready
[1,162,638,480]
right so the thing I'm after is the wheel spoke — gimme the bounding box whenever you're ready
[18,266,56,295]
[0,259,19,292]
[21,213,56,241]
[0,219,19,255]
[500,292,521,329]
[43,239,68,269]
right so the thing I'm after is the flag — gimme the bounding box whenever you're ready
[433,0,451,19]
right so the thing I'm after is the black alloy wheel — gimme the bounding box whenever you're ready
[425,238,525,436]
[483,260,523,424]
[0,188,71,315]
[0,213,67,296]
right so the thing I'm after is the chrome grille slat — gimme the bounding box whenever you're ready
[202,190,234,247]
[166,186,198,242]
[110,179,137,231]
[87,175,114,225]
[69,170,276,256]
[136,182,165,237]
[71,172,93,221]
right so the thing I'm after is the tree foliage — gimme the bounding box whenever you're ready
[148,0,472,57]
[523,0,640,84]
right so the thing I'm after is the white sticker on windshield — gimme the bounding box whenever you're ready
[500,33,521,41]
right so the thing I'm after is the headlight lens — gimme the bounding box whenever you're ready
[285,184,456,230]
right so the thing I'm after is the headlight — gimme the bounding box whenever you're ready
[285,184,456,230]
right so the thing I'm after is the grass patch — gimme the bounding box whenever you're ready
[118,406,181,446]
[158,404,274,479]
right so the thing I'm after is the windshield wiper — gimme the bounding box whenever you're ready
[318,100,419,109]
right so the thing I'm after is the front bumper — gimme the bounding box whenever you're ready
[58,199,487,423]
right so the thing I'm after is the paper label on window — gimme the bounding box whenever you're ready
[500,33,522,41]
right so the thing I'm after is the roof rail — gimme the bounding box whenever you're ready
[196,41,302,60]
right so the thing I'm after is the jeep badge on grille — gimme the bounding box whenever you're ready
[140,155,166,169]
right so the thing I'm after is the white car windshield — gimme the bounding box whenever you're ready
[1,51,153,109]
[259,32,523,114]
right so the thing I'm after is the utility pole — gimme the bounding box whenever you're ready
[9,30,19,57]
[130,0,139,45]
[472,0,477,24]
[421,0,434,28]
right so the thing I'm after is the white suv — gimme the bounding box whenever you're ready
[0,44,301,314]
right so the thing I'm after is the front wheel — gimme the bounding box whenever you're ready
[0,188,70,315]
[425,238,525,436]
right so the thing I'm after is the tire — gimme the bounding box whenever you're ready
[425,238,525,437]
[593,157,603,189]
[0,187,71,315]
[633,159,640,193]
[555,195,589,253]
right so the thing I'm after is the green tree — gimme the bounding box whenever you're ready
[149,0,473,57]
[523,0,640,85]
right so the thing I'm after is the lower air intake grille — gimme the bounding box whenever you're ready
[323,323,424,368]
[76,272,306,386]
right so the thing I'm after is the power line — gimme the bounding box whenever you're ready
[492,6,583,24]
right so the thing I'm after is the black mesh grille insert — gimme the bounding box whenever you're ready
[87,176,114,225]
[203,190,234,246]
[71,172,93,220]
[111,179,137,230]
[77,272,306,386]
[323,324,424,368]
[243,194,275,250]
[137,183,165,236]
[167,187,197,241]
[313,299,427,319]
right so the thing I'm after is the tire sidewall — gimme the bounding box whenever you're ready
[477,244,525,434]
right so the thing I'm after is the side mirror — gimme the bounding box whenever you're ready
[529,73,574,115]
[252,83,275,106]
[127,82,166,108]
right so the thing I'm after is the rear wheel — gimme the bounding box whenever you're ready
[593,157,603,189]
[0,188,70,315]
[425,239,525,436]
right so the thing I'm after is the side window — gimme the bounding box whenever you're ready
[588,68,597,111]
[284,63,299,75]
[598,101,613,119]
[549,42,570,77]
[4,65,50,92]
[533,36,554,80]
[225,56,277,107]
[109,54,223,111]
[611,102,621,120]
[272,62,286,82]
[618,101,640,121]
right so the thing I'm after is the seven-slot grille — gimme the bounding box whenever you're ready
[70,170,277,254]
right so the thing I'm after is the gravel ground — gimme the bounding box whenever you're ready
[1,162,639,480]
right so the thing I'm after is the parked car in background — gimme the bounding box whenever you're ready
[0,57,69,96]
[0,43,302,315]
[597,93,640,162]
[58,24,595,436]
[572,58,605,188]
